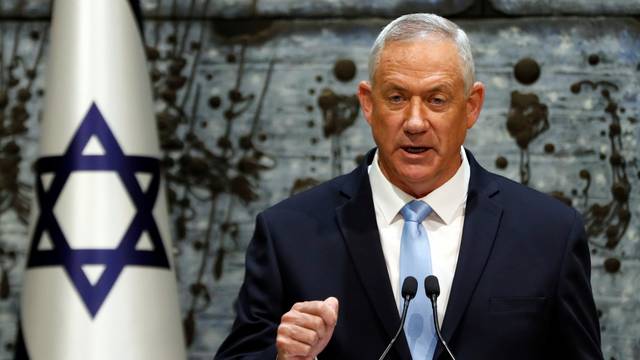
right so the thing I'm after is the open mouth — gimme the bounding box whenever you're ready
[402,146,430,154]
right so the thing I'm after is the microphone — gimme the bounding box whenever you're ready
[425,275,456,360]
[377,276,418,360]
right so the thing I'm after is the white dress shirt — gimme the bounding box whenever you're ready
[368,147,470,326]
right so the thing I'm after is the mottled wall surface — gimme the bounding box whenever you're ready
[0,1,639,359]
[490,0,640,15]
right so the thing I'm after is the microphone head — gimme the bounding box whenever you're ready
[425,275,440,298]
[401,276,418,300]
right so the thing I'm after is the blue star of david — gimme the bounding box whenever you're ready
[27,103,170,318]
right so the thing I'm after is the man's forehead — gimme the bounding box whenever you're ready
[373,39,463,82]
[379,37,458,58]
[380,35,455,54]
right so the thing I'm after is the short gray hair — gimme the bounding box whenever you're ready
[368,13,476,93]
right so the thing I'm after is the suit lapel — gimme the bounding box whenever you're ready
[336,150,412,360]
[436,151,504,358]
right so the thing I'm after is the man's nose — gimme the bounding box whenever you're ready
[404,96,428,134]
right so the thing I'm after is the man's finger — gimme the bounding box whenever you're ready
[281,309,326,334]
[324,297,339,325]
[276,332,313,357]
[291,300,324,313]
[292,299,339,327]
[317,297,338,328]
[279,323,320,346]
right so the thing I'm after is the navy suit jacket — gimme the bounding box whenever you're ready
[215,149,602,359]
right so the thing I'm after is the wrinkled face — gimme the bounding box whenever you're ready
[358,38,485,198]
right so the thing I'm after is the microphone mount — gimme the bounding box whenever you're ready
[425,275,456,360]
[377,276,417,360]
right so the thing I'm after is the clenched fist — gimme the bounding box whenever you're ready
[276,297,339,360]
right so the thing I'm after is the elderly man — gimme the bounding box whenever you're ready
[215,14,602,360]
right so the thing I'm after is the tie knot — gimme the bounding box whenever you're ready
[400,200,432,223]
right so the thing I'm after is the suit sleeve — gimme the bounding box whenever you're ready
[215,212,283,359]
[551,210,603,359]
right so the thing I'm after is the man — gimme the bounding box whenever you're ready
[215,14,603,360]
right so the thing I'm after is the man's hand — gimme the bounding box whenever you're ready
[276,297,339,360]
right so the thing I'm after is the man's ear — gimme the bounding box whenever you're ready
[465,81,485,129]
[357,81,374,125]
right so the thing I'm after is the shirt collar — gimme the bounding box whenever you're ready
[368,147,470,225]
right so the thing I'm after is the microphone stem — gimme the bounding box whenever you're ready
[377,297,410,360]
[429,295,456,360]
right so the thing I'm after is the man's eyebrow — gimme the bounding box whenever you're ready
[380,83,408,92]
[427,83,455,93]
[379,83,454,94]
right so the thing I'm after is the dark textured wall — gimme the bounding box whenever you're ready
[0,1,639,359]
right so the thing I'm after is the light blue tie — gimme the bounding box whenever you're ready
[399,200,437,360]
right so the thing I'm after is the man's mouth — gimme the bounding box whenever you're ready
[402,146,430,154]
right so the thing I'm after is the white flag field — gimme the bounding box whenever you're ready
[17,0,186,359]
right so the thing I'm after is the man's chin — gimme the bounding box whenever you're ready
[398,166,437,182]
[389,170,438,196]
[402,174,435,187]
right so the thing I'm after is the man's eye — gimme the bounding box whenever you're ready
[389,95,404,103]
[431,97,446,105]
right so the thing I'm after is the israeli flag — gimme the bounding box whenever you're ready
[18,0,186,359]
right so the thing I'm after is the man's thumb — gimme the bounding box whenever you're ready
[324,297,339,317]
